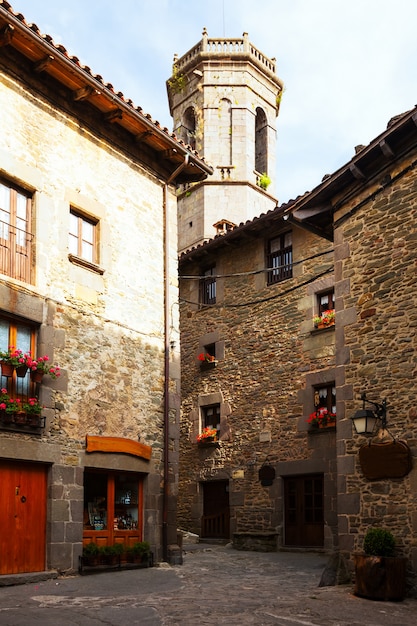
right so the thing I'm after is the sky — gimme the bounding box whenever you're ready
[8,0,417,204]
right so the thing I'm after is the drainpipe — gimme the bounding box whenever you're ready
[162,154,189,562]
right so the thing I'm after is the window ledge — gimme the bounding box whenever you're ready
[68,254,105,275]
[311,324,335,334]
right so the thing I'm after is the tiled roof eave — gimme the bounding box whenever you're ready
[0,2,213,182]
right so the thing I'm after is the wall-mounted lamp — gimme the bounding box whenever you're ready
[351,392,387,435]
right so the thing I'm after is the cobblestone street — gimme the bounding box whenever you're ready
[1,545,416,625]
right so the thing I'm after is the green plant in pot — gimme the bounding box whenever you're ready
[126,541,150,563]
[100,543,124,564]
[82,542,100,565]
[354,528,407,601]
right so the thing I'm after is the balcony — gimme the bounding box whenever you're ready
[0,220,33,283]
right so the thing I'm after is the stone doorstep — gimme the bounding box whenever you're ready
[0,570,59,587]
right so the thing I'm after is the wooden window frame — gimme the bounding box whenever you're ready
[0,178,33,283]
[267,232,293,285]
[202,403,221,437]
[69,208,99,266]
[199,265,216,306]
[0,315,37,398]
[313,383,336,415]
[318,289,335,316]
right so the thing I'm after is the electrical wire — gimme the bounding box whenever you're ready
[180,266,334,309]
[179,247,333,280]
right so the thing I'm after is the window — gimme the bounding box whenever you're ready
[69,208,98,264]
[199,266,216,305]
[267,232,292,284]
[318,290,335,316]
[255,107,268,175]
[202,404,221,438]
[0,316,36,396]
[219,98,232,166]
[182,107,196,150]
[0,179,33,283]
[314,384,336,416]
[83,470,144,545]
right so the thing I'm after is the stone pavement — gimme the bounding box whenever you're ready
[0,544,416,625]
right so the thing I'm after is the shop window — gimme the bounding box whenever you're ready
[0,177,33,283]
[83,470,144,546]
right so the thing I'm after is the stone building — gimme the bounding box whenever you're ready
[167,30,283,254]
[0,2,211,576]
[177,27,417,589]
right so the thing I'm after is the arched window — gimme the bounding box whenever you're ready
[182,107,196,150]
[255,107,268,174]
[218,98,232,165]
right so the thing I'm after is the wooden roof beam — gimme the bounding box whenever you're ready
[104,108,123,123]
[73,85,100,101]
[34,54,54,73]
[379,139,394,159]
[349,163,366,181]
[135,130,153,144]
[0,23,14,47]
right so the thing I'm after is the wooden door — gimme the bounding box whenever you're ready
[284,475,324,547]
[0,460,47,574]
[201,480,230,539]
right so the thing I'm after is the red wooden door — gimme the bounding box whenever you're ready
[0,460,47,574]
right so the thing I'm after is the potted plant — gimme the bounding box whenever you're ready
[313,310,335,329]
[4,397,25,424]
[100,543,124,565]
[307,408,336,429]
[0,388,11,423]
[27,355,61,383]
[322,309,335,326]
[0,347,26,377]
[23,397,43,427]
[354,528,407,601]
[82,542,100,566]
[126,540,151,564]
[197,427,217,445]
[313,315,323,329]
[198,352,217,371]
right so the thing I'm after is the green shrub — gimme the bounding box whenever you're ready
[363,528,395,557]
[127,541,150,556]
[82,542,99,557]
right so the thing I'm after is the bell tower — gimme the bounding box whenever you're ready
[167,29,284,253]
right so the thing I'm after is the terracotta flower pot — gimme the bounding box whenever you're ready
[0,361,14,377]
[30,370,44,383]
[15,364,29,378]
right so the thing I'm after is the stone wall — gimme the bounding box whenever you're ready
[179,220,337,547]
[334,155,417,580]
[0,55,180,569]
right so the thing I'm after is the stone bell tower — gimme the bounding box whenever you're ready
[167,29,284,254]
